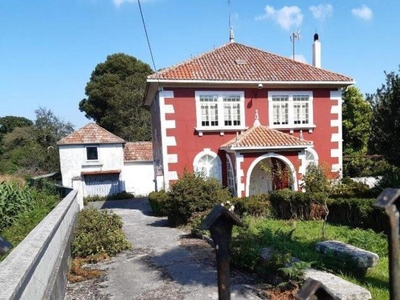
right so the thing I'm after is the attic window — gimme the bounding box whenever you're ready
[235,59,247,65]
[86,146,98,161]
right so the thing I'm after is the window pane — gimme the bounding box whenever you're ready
[293,95,309,125]
[223,95,241,126]
[87,147,98,160]
[200,95,218,127]
[272,95,289,125]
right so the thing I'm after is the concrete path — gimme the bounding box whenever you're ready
[84,198,260,300]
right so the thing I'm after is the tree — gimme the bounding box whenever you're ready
[342,86,372,155]
[368,67,400,167]
[0,116,33,135]
[0,108,74,175]
[341,86,375,177]
[79,53,153,141]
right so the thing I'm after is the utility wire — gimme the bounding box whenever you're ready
[137,0,158,73]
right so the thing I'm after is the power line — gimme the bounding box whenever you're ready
[137,0,158,73]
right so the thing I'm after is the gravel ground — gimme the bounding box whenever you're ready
[64,199,263,300]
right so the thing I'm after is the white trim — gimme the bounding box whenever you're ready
[268,91,314,129]
[222,145,311,151]
[330,89,343,177]
[245,153,298,196]
[148,79,355,86]
[168,171,178,181]
[165,136,177,146]
[159,90,174,190]
[298,147,319,175]
[167,154,178,163]
[165,120,176,129]
[235,153,244,197]
[195,91,245,132]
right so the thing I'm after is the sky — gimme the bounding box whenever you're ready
[1,0,399,129]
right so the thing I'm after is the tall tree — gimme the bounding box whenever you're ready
[368,67,400,167]
[0,116,33,135]
[0,108,74,175]
[342,86,372,155]
[79,53,153,141]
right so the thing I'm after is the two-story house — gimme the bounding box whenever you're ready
[144,34,354,197]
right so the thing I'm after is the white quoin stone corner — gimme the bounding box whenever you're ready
[303,269,372,300]
[316,240,379,270]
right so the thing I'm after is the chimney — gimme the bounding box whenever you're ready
[312,33,321,68]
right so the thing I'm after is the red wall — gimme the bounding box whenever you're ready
[162,87,339,186]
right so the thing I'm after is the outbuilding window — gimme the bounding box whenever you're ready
[86,146,98,161]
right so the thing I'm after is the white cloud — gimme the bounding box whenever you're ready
[114,0,134,6]
[113,0,151,7]
[256,5,303,31]
[352,5,373,20]
[309,4,333,21]
[290,54,307,64]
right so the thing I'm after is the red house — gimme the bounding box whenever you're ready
[144,35,354,197]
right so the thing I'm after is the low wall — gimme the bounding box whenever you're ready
[0,189,80,300]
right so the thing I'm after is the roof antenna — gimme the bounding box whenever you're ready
[228,0,235,43]
[290,30,301,60]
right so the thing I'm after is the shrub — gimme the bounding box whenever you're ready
[166,172,232,227]
[148,190,170,216]
[71,208,131,258]
[83,191,135,205]
[0,181,34,231]
[373,167,400,193]
[331,177,374,199]
[232,194,271,217]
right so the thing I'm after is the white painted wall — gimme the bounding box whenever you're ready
[59,143,125,188]
[122,161,155,196]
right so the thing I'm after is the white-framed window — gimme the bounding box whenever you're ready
[86,146,98,161]
[305,148,318,169]
[193,149,222,182]
[195,91,245,131]
[268,91,313,128]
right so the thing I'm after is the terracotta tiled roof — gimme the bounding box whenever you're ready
[148,42,353,83]
[124,142,153,161]
[57,123,126,145]
[221,125,312,150]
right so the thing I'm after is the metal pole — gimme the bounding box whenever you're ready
[386,205,400,300]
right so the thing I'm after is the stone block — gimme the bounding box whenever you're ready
[316,240,379,271]
[303,269,372,300]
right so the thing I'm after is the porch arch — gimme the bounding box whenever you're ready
[245,153,298,196]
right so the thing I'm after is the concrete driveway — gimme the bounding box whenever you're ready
[80,198,261,300]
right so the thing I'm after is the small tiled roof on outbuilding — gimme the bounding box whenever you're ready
[124,142,153,161]
[148,42,354,83]
[221,125,312,151]
[57,123,126,145]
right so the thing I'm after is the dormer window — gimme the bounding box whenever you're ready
[86,146,98,161]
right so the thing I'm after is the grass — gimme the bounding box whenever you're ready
[231,218,390,299]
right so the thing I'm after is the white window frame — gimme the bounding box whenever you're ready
[195,91,246,133]
[226,154,236,195]
[193,149,222,182]
[268,91,314,130]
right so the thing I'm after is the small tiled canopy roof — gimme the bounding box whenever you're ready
[57,123,126,145]
[221,125,312,150]
[124,142,153,161]
[148,42,353,83]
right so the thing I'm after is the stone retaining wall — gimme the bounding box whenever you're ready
[0,189,80,300]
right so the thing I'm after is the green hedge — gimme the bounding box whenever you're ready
[148,190,170,216]
[269,189,388,233]
[232,194,271,218]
